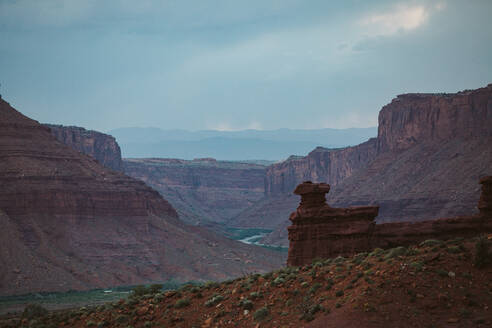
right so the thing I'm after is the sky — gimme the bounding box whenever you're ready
[0,0,491,132]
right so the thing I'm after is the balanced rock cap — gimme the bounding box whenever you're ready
[293,181,331,195]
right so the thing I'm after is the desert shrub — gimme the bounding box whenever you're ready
[97,320,109,328]
[474,235,491,268]
[262,272,273,280]
[409,261,424,272]
[335,290,344,297]
[272,276,285,286]
[204,281,219,289]
[115,315,129,324]
[149,284,163,294]
[86,321,96,327]
[250,291,262,300]
[368,248,384,257]
[309,283,322,294]
[253,307,269,321]
[238,298,253,310]
[152,293,164,304]
[131,285,148,298]
[446,246,462,254]
[384,246,407,259]
[204,295,224,307]
[420,239,442,247]
[300,281,309,288]
[175,298,190,308]
[436,269,449,277]
[22,304,48,320]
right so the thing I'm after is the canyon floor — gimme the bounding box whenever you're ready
[2,235,491,328]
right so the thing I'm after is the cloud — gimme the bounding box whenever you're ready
[358,3,432,37]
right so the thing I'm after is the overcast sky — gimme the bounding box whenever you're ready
[1,0,491,132]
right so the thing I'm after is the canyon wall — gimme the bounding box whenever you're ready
[123,158,266,225]
[0,99,284,296]
[45,124,123,171]
[266,84,492,197]
[288,179,492,266]
[265,139,378,195]
[249,84,492,246]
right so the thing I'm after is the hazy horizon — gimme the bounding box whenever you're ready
[1,1,491,132]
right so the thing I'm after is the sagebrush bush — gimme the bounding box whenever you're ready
[253,306,269,321]
[475,235,491,268]
[22,304,48,320]
[205,295,224,307]
[175,298,190,308]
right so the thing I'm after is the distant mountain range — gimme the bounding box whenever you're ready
[108,127,377,160]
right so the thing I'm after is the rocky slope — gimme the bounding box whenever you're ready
[4,235,490,327]
[239,84,492,246]
[45,124,123,171]
[123,158,266,226]
[0,99,284,296]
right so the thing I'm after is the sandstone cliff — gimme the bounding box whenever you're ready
[0,99,284,296]
[45,124,123,171]
[123,158,266,225]
[242,84,492,246]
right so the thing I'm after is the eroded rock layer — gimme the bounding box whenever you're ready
[0,99,284,296]
[123,158,266,225]
[45,124,123,171]
[245,84,492,246]
[287,181,492,266]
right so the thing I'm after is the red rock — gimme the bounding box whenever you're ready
[287,182,379,266]
[0,98,284,296]
[249,84,492,246]
[123,158,266,225]
[45,124,123,171]
[287,178,492,266]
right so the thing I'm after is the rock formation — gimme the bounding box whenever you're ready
[123,158,266,225]
[0,98,284,296]
[479,176,492,217]
[45,124,123,171]
[287,179,492,266]
[239,84,492,246]
[265,139,378,195]
[267,84,492,197]
[287,182,379,266]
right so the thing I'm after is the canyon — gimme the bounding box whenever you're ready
[0,98,284,296]
[235,84,492,246]
[123,158,266,226]
[37,84,492,252]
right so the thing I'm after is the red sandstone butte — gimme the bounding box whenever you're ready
[287,178,492,266]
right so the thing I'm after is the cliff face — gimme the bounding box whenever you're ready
[266,85,492,197]
[123,158,266,225]
[45,124,123,171]
[265,139,378,195]
[0,99,284,296]
[251,84,492,246]
[377,86,492,152]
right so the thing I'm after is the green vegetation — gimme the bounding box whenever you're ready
[204,294,224,307]
[253,306,269,322]
[21,303,48,319]
[175,298,190,308]
[474,235,491,268]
